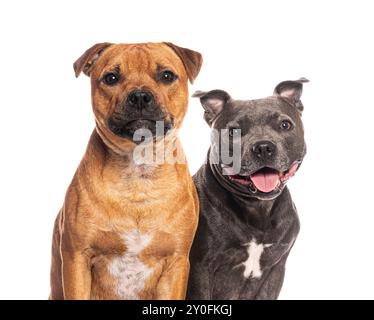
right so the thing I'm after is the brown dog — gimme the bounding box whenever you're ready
[50,42,202,300]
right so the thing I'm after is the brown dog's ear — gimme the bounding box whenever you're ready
[274,77,309,112]
[164,42,203,84]
[73,42,113,78]
[193,89,231,126]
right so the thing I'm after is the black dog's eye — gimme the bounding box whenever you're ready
[160,70,177,83]
[229,128,241,137]
[280,120,293,130]
[103,72,120,86]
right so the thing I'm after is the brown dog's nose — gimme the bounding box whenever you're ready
[126,90,155,110]
[252,141,276,160]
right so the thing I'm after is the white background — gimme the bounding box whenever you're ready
[0,0,373,299]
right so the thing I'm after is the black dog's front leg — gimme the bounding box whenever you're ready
[253,197,300,299]
[254,256,288,300]
[262,191,300,268]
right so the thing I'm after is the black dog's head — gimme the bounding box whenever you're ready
[194,78,308,200]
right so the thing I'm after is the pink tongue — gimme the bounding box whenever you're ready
[250,171,280,193]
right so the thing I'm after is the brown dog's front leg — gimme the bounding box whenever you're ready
[156,256,190,300]
[61,250,92,300]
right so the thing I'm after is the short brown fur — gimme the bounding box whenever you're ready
[50,42,202,300]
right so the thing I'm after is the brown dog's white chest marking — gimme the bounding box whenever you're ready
[109,230,153,299]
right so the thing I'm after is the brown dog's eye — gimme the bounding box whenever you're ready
[280,120,293,130]
[160,70,177,83]
[103,73,120,86]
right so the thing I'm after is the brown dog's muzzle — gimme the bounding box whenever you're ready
[108,89,174,141]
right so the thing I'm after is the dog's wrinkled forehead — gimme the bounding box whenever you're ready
[93,44,183,78]
[73,42,203,84]
[193,78,308,128]
[214,97,299,130]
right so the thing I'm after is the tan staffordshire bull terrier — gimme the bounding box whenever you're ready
[50,42,202,300]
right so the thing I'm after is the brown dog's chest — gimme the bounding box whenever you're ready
[90,227,177,260]
[101,162,183,204]
[85,169,193,299]
[89,226,177,299]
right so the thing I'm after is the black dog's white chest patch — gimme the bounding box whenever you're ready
[241,239,272,279]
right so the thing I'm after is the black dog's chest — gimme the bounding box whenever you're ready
[212,228,291,272]
[207,235,293,300]
[199,197,298,299]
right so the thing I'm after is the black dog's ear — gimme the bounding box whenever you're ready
[163,42,203,84]
[73,42,113,78]
[193,89,231,126]
[274,77,309,112]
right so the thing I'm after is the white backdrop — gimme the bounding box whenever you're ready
[0,0,373,299]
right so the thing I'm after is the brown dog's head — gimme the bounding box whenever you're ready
[74,42,202,152]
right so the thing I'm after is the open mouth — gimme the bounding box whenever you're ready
[227,162,300,193]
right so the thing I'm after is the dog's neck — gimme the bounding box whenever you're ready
[205,151,276,223]
[84,129,186,178]
[76,129,190,207]
[203,163,275,231]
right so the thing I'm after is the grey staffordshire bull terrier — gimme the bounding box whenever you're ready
[187,79,308,299]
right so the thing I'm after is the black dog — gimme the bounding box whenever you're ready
[187,79,308,299]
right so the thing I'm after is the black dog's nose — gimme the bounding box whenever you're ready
[252,141,276,160]
[126,90,155,109]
